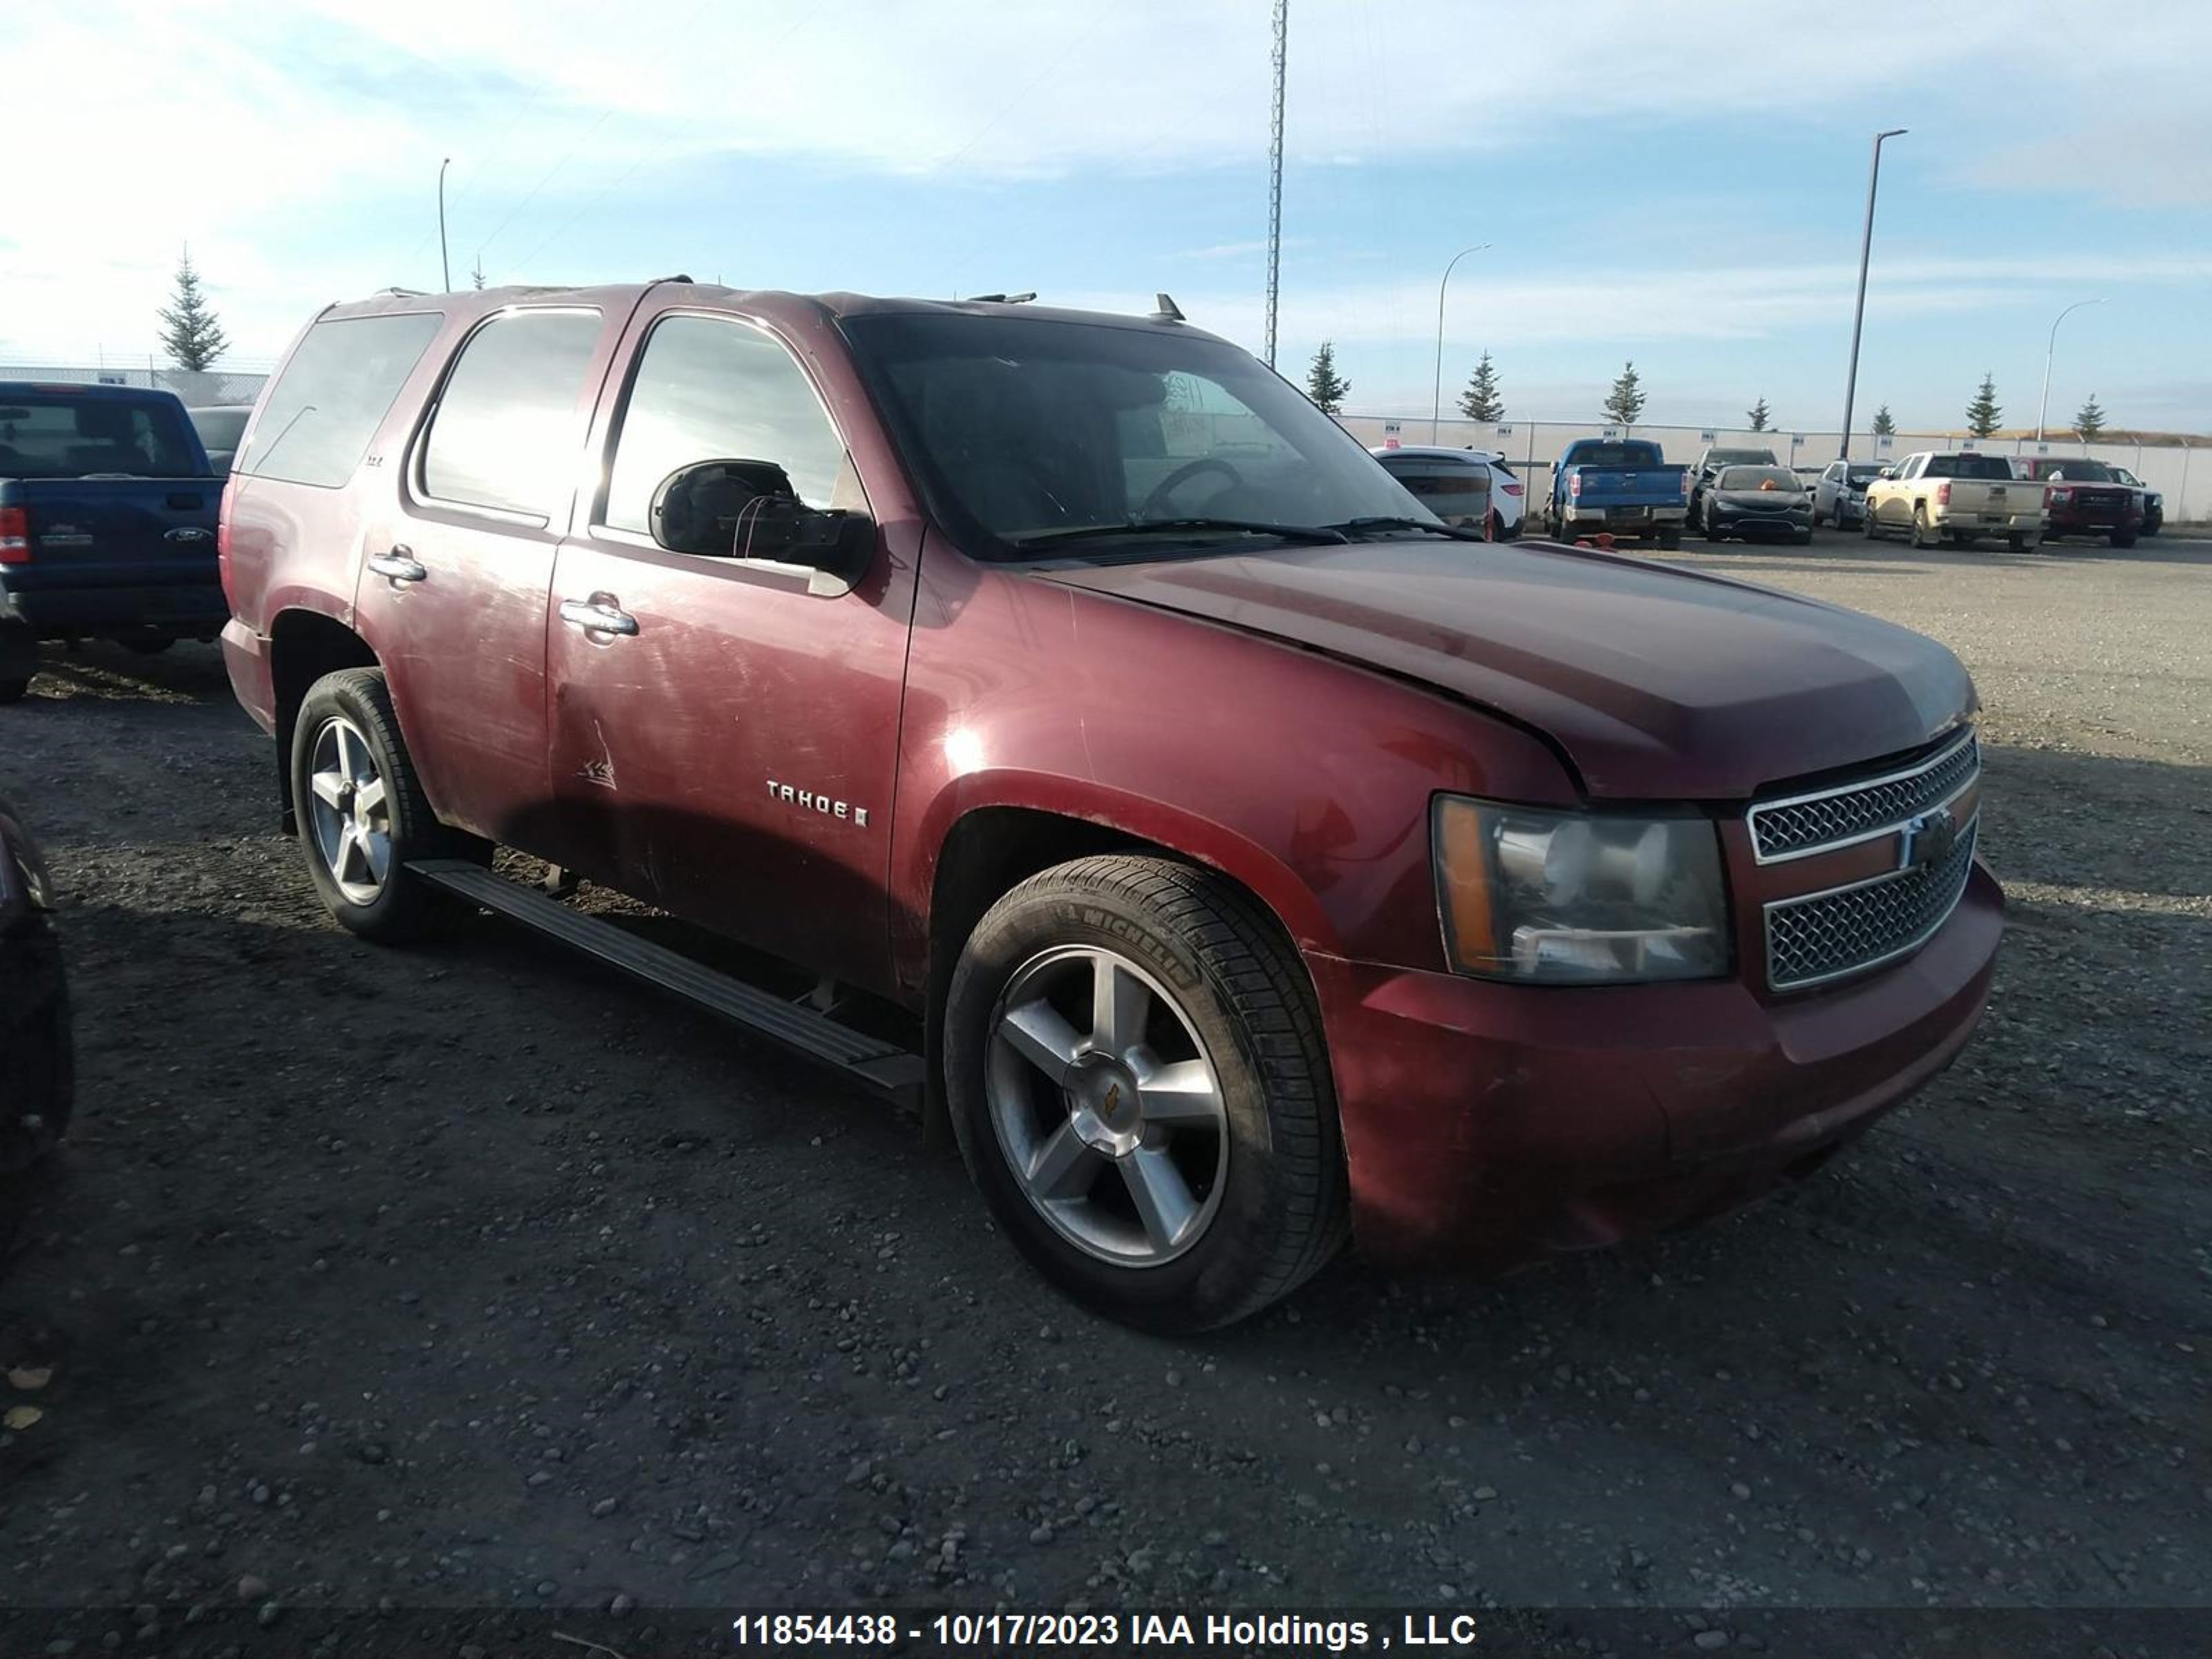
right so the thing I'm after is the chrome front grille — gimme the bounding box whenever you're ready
[1764,822,1978,991]
[1748,731,1978,863]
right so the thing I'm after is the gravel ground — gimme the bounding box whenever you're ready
[1,530,2206,1656]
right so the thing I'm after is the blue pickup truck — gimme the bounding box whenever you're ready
[0,382,224,701]
[1545,437,1691,548]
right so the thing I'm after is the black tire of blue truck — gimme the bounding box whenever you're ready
[944,854,1349,1333]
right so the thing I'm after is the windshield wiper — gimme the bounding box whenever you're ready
[1325,515,1489,543]
[1012,516,1350,550]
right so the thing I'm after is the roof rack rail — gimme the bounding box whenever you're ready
[965,292,1036,305]
[650,272,694,284]
[368,285,429,298]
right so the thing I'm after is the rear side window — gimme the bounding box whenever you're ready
[601,315,847,534]
[241,312,442,487]
[421,309,602,518]
[0,393,199,478]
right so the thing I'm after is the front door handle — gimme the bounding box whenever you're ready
[559,597,639,637]
[368,546,427,583]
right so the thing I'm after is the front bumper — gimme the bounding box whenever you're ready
[1306,861,2003,1270]
[2045,507,2144,537]
[1710,506,1811,536]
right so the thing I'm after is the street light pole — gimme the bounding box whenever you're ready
[1431,243,1490,442]
[1837,128,1905,462]
[2036,298,2103,442]
[438,156,453,292]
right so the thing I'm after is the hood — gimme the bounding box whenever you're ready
[1034,538,1973,800]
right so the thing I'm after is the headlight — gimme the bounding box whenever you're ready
[1433,796,1730,984]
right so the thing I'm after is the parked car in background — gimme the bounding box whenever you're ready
[1701,463,1813,544]
[0,794,71,1179]
[219,281,2000,1331]
[2106,465,2162,535]
[0,382,223,700]
[1689,445,1779,529]
[1546,436,1689,547]
[1813,458,1888,527]
[187,404,254,476]
[1792,465,1824,494]
[1862,451,2043,551]
[2011,457,2144,547]
[1370,444,1521,538]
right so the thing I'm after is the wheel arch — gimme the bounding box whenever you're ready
[268,608,379,831]
[916,799,1328,1148]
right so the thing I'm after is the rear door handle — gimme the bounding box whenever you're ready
[559,597,639,637]
[368,547,427,583]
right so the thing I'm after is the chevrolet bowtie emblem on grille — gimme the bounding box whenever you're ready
[1898,805,1959,872]
[1103,1082,1123,1113]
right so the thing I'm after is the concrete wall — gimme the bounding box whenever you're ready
[1338,414,2205,523]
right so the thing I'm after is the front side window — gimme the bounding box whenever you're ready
[420,308,601,517]
[602,315,848,536]
[242,312,443,487]
[844,312,1429,558]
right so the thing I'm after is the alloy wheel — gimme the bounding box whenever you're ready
[306,714,393,906]
[984,945,1228,1266]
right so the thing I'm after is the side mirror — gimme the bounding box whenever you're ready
[650,458,874,596]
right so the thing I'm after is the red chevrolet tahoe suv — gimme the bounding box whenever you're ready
[218,281,2003,1331]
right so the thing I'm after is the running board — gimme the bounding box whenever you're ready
[409,859,926,1109]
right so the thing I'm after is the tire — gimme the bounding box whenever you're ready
[945,855,1347,1333]
[1656,529,1682,550]
[0,912,73,1177]
[1704,521,1727,543]
[2110,530,2137,548]
[1862,502,1881,539]
[1793,527,1813,545]
[290,667,476,944]
[1910,505,1938,549]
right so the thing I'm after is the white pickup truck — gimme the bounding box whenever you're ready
[1862,451,2043,551]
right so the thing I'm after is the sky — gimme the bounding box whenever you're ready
[4,0,2210,434]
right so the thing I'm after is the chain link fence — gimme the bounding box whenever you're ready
[0,362,270,406]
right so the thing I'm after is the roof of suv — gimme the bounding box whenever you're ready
[319,282,1215,341]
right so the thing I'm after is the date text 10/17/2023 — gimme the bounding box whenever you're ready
[728,1612,1484,1650]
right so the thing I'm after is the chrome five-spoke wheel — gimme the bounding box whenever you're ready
[306,714,393,906]
[986,945,1228,1266]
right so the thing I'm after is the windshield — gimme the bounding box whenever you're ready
[2047,460,2117,482]
[1718,465,1800,489]
[1924,455,2014,480]
[841,312,1432,557]
[1707,449,1774,468]
[1846,464,1884,484]
[0,391,201,478]
[2110,467,2141,485]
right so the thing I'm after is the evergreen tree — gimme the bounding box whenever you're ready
[156,248,229,372]
[1304,341,1350,415]
[1602,360,1646,427]
[1457,351,1504,422]
[1871,404,1897,437]
[1965,373,2002,440]
[2072,393,2106,441]
[1745,397,1772,432]
[470,256,486,291]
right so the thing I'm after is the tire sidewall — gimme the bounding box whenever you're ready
[946,875,1313,1332]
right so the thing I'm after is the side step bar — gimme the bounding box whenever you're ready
[409,859,926,1109]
